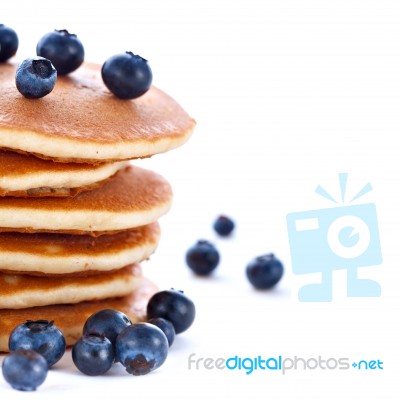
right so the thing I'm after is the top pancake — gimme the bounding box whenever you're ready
[0,62,195,163]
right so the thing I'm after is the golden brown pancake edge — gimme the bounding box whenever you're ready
[0,275,157,351]
[0,62,195,162]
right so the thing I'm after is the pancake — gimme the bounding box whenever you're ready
[0,150,127,197]
[0,62,195,163]
[0,276,157,351]
[0,222,160,275]
[0,264,142,309]
[0,165,172,235]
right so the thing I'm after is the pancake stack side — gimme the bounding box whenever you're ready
[0,62,195,351]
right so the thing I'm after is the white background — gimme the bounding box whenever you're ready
[1,1,399,398]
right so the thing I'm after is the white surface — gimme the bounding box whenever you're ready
[1,1,399,398]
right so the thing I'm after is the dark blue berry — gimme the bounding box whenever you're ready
[147,317,175,347]
[8,320,66,367]
[186,240,220,275]
[72,335,114,376]
[246,253,284,289]
[2,349,48,391]
[115,323,168,376]
[147,289,196,334]
[0,24,19,62]
[15,57,57,99]
[101,52,152,99]
[36,29,84,75]
[83,309,132,346]
[213,215,235,236]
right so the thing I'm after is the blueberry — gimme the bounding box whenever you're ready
[36,29,84,75]
[115,323,168,376]
[72,335,114,376]
[15,57,57,99]
[101,51,152,99]
[185,240,220,276]
[8,320,66,367]
[2,349,48,391]
[213,215,235,236]
[147,317,175,347]
[246,253,284,289]
[83,309,132,346]
[147,289,195,334]
[0,24,19,62]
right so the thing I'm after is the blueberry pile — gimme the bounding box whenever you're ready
[1,289,195,391]
[185,214,285,288]
[74,289,194,377]
[0,23,152,100]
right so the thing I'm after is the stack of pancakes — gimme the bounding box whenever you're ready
[0,62,195,351]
